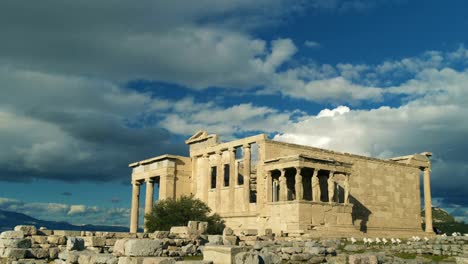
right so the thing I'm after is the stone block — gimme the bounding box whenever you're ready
[124,239,163,257]
[0,238,31,248]
[348,254,378,264]
[26,248,49,259]
[30,235,48,244]
[47,235,67,245]
[149,231,170,239]
[181,243,197,255]
[37,229,53,236]
[223,235,238,246]
[203,246,248,264]
[67,237,85,251]
[0,231,24,239]
[198,222,208,234]
[53,230,81,236]
[49,247,60,259]
[1,248,27,259]
[223,227,234,236]
[170,226,191,238]
[118,257,176,264]
[12,260,49,264]
[207,235,223,245]
[113,239,129,256]
[82,236,107,247]
[188,221,199,230]
[235,252,261,264]
[106,238,118,246]
[14,225,37,236]
[240,229,258,236]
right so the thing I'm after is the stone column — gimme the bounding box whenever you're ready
[202,154,209,203]
[229,148,236,211]
[266,170,273,203]
[130,181,141,233]
[279,169,287,201]
[295,167,303,200]
[243,144,251,209]
[191,156,198,195]
[423,167,433,233]
[144,178,154,233]
[216,151,223,212]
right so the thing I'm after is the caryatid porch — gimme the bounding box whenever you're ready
[263,154,357,233]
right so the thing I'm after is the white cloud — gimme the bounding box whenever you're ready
[304,40,320,48]
[316,105,350,118]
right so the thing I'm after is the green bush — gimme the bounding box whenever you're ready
[144,195,225,234]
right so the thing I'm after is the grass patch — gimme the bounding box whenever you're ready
[422,255,454,262]
[184,255,204,261]
[394,253,416,259]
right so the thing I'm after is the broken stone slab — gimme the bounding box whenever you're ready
[67,237,85,251]
[0,231,24,239]
[37,229,53,236]
[203,246,249,264]
[14,226,37,236]
[175,261,213,264]
[0,238,31,248]
[113,239,130,256]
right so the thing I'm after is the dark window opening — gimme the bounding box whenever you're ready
[211,166,217,189]
[224,164,230,187]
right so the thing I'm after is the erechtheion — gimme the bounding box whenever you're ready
[129,130,434,236]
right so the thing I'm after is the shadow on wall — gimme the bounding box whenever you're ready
[349,195,371,233]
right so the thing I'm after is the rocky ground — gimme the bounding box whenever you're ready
[0,224,467,264]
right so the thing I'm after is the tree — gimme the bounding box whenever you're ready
[145,195,225,234]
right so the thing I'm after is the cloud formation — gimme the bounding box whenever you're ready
[0,197,129,226]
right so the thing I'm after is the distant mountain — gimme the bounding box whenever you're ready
[421,207,456,223]
[421,207,467,234]
[0,209,129,233]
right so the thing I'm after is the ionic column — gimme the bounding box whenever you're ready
[130,181,141,233]
[243,144,251,209]
[229,148,236,211]
[423,167,433,233]
[202,154,209,203]
[216,151,223,212]
[295,167,303,200]
[144,178,154,233]
[279,169,287,201]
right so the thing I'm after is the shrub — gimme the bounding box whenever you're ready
[145,195,225,234]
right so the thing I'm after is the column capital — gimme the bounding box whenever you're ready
[145,178,154,184]
[243,143,251,149]
[295,167,302,173]
[132,181,141,186]
[202,153,209,158]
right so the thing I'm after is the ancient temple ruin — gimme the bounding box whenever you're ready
[128,131,434,236]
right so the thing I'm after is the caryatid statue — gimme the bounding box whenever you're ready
[311,170,320,202]
[344,174,350,204]
[328,171,335,204]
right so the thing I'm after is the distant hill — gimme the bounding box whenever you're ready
[0,209,129,233]
[421,207,467,234]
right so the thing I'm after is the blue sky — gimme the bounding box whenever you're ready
[0,0,467,227]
